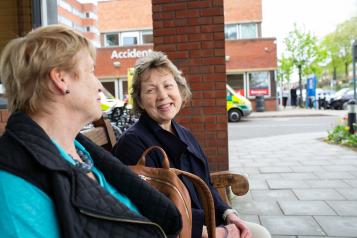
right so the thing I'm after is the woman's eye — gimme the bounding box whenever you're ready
[165,84,173,88]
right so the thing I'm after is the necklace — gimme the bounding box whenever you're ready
[68,147,93,173]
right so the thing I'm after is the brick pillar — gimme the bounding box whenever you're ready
[152,0,228,171]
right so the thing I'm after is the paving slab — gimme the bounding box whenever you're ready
[322,165,357,172]
[260,216,325,236]
[326,201,357,216]
[343,179,357,187]
[305,179,351,188]
[290,166,326,172]
[280,173,318,180]
[336,188,357,200]
[266,179,310,189]
[260,167,294,173]
[299,236,351,238]
[278,201,336,215]
[314,216,357,237]
[313,171,355,179]
[293,189,346,200]
[248,179,269,190]
[251,190,298,201]
[272,236,295,238]
[231,201,283,215]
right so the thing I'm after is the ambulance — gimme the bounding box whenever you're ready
[226,84,252,122]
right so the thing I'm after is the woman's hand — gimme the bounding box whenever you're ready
[201,224,240,238]
[226,213,252,238]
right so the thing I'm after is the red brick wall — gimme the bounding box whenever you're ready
[226,39,277,72]
[152,0,228,172]
[251,98,277,111]
[98,0,152,32]
[224,0,262,23]
[0,109,9,135]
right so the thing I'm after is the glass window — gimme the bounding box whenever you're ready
[105,34,119,47]
[248,72,270,97]
[227,74,244,96]
[142,30,153,44]
[224,24,237,40]
[121,32,139,46]
[240,23,257,39]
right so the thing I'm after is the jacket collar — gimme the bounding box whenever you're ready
[139,112,205,164]
[5,111,75,172]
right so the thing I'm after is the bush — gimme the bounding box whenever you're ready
[326,118,357,148]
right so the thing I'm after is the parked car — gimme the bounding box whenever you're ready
[329,88,354,110]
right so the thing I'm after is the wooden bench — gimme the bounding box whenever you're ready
[81,115,249,205]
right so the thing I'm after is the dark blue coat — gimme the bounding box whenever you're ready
[113,112,230,238]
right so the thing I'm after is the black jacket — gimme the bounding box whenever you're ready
[0,112,182,238]
[113,113,230,238]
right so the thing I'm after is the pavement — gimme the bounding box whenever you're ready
[228,108,357,238]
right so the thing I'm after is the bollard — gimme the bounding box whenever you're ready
[347,99,357,134]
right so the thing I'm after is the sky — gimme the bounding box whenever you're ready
[262,0,357,57]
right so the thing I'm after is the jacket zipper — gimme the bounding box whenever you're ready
[80,209,167,238]
[138,174,191,224]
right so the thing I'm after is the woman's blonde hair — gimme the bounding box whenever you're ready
[0,24,96,113]
[131,51,192,114]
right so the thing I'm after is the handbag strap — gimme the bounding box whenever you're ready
[138,146,170,168]
[139,146,216,238]
[172,168,216,238]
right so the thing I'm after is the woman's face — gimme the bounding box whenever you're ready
[65,50,103,123]
[139,69,182,127]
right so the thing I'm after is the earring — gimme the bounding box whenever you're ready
[65,89,70,94]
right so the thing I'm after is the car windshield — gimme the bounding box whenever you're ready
[334,88,349,97]
[101,87,115,99]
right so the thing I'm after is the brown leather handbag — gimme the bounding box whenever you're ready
[130,146,216,238]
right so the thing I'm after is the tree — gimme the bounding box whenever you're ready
[320,16,357,87]
[320,32,344,87]
[284,24,323,106]
[334,17,357,79]
[277,54,294,85]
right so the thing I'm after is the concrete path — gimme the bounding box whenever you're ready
[229,109,357,238]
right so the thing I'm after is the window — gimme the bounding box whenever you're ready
[248,72,270,97]
[224,25,237,40]
[227,74,244,96]
[142,30,153,44]
[224,23,258,40]
[240,23,257,39]
[105,34,119,47]
[120,31,139,46]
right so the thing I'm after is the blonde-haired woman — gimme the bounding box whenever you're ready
[0,25,181,238]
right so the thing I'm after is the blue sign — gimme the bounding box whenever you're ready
[306,75,317,97]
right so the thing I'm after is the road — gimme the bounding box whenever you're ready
[228,116,341,140]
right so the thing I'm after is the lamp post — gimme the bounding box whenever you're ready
[353,40,357,100]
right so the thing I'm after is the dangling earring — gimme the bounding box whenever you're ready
[65,89,70,94]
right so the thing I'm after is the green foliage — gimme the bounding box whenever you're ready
[277,54,294,84]
[326,121,357,148]
[284,24,325,77]
[320,16,357,84]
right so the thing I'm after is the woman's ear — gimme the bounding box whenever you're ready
[49,68,67,95]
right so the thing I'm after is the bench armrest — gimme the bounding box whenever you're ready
[210,171,249,205]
